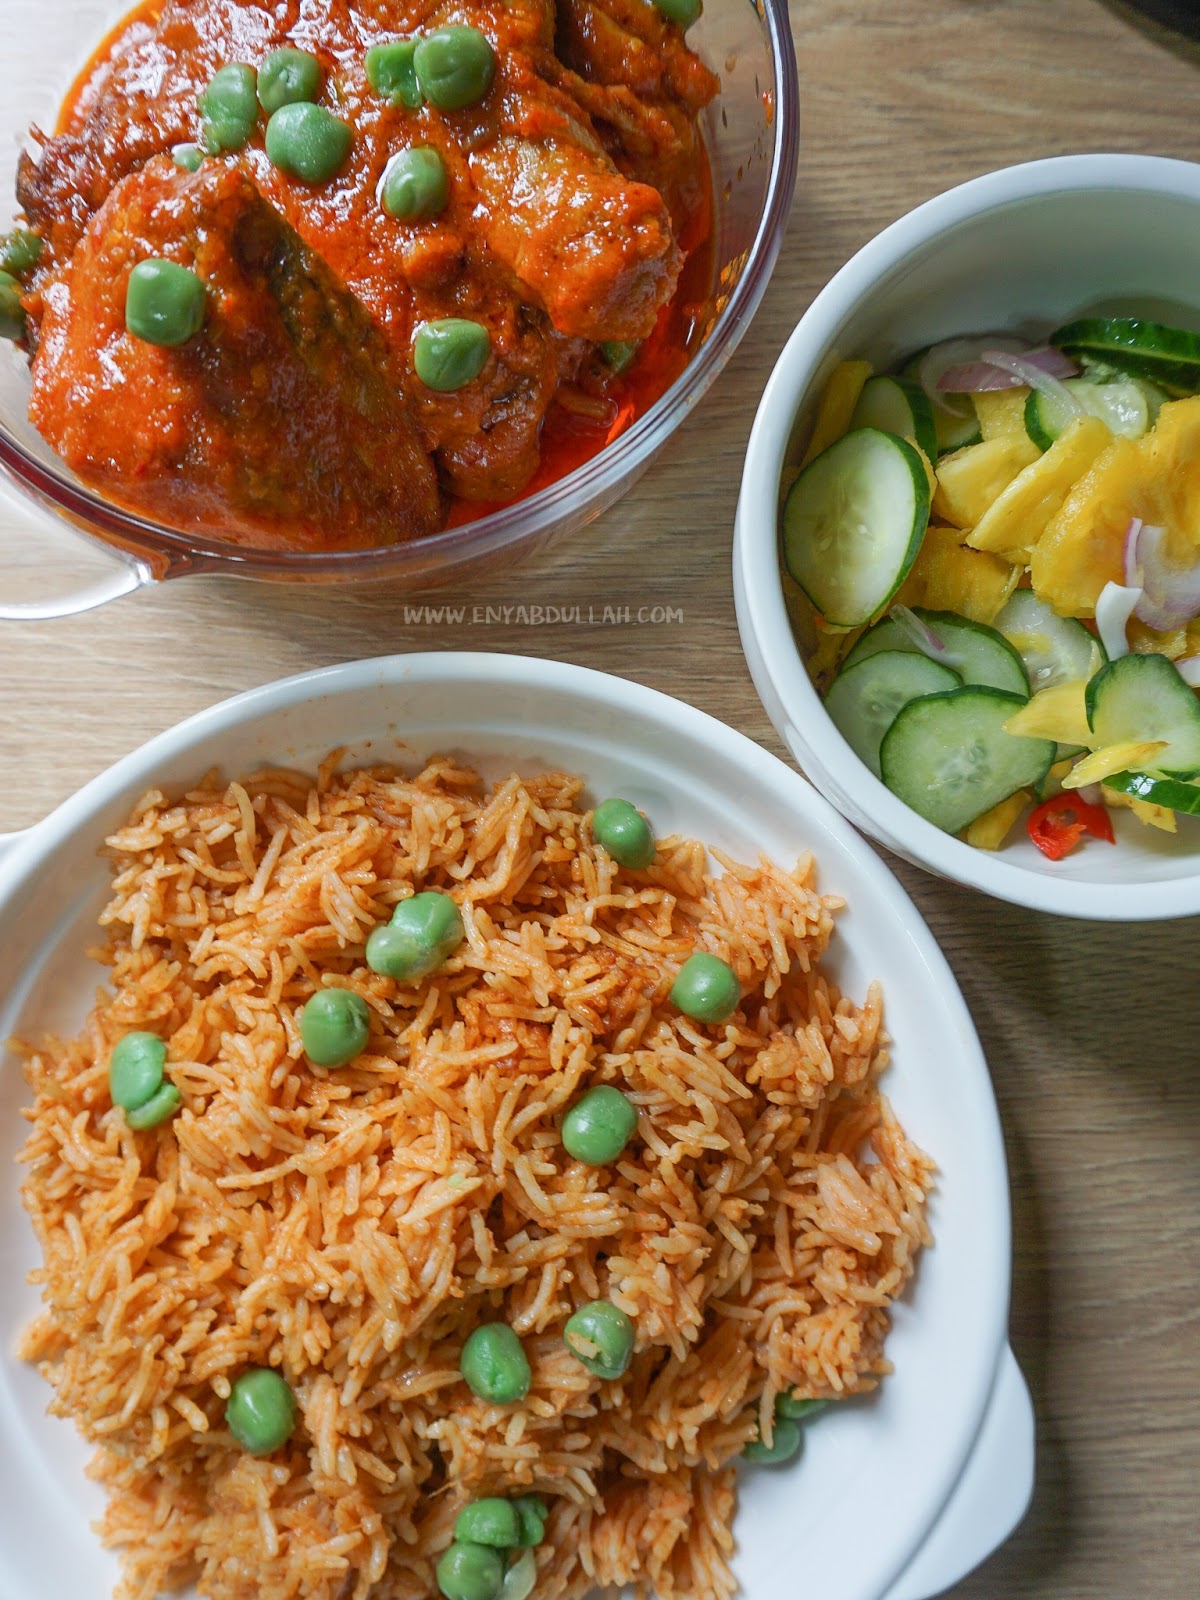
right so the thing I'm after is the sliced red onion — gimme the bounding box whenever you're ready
[1094,581,1142,661]
[1075,782,1104,807]
[918,349,970,418]
[1122,516,1144,589]
[1177,656,1200,687]
[976,350,1084,416]
[888,603,963,669]
[917,335,1027,419]
[1131,522,1200,631]
[937,346,1080,394]
[936,362,1025,394]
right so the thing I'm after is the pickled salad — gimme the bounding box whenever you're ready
[782,316,1200,856]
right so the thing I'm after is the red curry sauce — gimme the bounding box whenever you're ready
[14,0,718,551]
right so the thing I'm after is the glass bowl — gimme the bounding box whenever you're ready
[0,0,798,618]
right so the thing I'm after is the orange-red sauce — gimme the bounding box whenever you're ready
[43,0,717,543]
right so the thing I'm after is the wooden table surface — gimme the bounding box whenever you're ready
[3,1,1200,1595]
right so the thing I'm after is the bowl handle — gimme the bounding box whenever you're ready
[882,1345,1035,1600]
[0,544,151,620]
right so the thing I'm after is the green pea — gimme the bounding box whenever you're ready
[600,339,638,375]
[366,890,464,981]
[125,259,207,348]
[171,142,206,173]
[436,1541,505,1600]
[0,229,44,278]
[454,1499,521,1548]
[0,271,24,342]
[380,147,449,222]
[653,0,702,27]
[299,988,370,1067]
[511,1495,548,1548]
[563,1300,635,1380]
[108,1030,166,1111]
[460,1322,531,1404]
[225,1366,297,1455]
[669,952,740,1024]
[265,101,353,185]
[413,318,491,392]
[124,1082,183,1130]
[561,1085,637,1166]
[775,1393,828,1423]
[742,1416,803,1464]
[258,47,323,114]
[591,798,655,870]
[199,63,259,153]
[413,26,496,111]
[501,1549,537,1600]
[366,38,424,109]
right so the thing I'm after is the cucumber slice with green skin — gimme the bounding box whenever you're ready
[781,428,930,627]
[993,590,1106,690]
[1024,378,1150,450]
[1050,317,1200,398]
[1075,357,1169,423]
[843,607,1030,697]
[1103,769,1200,816]
[849,376,938,463]
[1085,652,1200,778]
[824,650,962,777]
[880,687,1056,835]
[933,408,983,455]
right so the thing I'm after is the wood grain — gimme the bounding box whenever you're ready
[3,1,1200,1594]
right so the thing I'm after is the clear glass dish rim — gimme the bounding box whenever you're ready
[0,0,799,583]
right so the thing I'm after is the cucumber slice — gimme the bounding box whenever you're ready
[1024,378,1150,450]
[1103,769,1200,816]
[1085,652,1200,778]
[824,650,962,777]
[881,687,1055,834]
[994,590,1106,690]
[1050,317,1200,398]
[843,607,1030,697]
[933,406,982,455]
[850,376,938,463]
[1076,357,1169,424]
[781,429,930,627]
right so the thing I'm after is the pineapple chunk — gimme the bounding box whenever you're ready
[933,435,1041,529]
[964,788,1030,850]
[892,525,1019,624]
[800,360,873,467]
[1104,786,1178,833]
[1003,680,1091,747]
[1029,435,1141,615]
[1127,618,1189,659]
[1062,741,1168,788]
[972,388,1032,443]
[967,415,1112,565]
[1039,758,1074,798]
[1031,396,1200,616]
[808,621,862,690]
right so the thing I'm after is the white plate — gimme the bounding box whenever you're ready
[0,654,1030,1600]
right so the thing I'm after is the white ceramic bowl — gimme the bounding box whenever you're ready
[734,153,1200,920]
[0,654,1030,1600]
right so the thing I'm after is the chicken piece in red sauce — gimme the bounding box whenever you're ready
[30,157,441,550]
